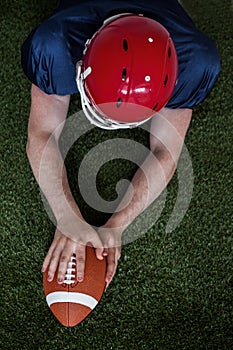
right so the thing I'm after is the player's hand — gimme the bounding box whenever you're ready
[98,226,122,289]
[42,225,104,284]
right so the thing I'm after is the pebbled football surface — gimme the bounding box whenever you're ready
[43,246,106,327]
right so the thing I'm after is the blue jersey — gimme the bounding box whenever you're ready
[21,0,220,109]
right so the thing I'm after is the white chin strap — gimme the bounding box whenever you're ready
[76,61,151,130]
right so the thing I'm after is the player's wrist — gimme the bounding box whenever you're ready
[104,209,134,233]
[56,210,91,239]
[98,225,122,250]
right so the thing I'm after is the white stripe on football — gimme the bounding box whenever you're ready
[46,291,98,309]
[43,246,106,327]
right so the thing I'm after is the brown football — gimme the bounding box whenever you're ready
[43,246,106,327]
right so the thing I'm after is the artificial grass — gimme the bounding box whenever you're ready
[0,0,233,349]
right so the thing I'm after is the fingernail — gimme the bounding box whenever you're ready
[58,277,63,283]
[47,275,52,282]
[78,276,83,281]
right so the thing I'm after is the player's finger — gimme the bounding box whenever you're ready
[41,234,61,273]
[115,248,121,262]
[57,244,76,284]
[89,235,104,260]
[75,244,86,282]
[42,247,54,273]
[95,247,105,260]
[105,248,117,285]
[102,248,108,257]
[46,239,66,282]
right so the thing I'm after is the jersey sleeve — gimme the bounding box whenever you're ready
[21,8,102,95]
[21,26,75,95]
[166,29,221,109]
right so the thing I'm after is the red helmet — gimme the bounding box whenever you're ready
[76,14,178,129]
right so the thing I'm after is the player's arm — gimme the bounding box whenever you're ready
[27,84,104,283]
[99,107,192,285]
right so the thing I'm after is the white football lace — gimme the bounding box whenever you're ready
[64,255,76,285]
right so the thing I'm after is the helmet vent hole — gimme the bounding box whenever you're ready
[164,75,168,87]
[152,103,158,111]
[168,47,171,58]
[123,39,128,51]
[122,68,127,81]
[117,98,122,108]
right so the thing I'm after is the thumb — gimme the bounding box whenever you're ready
[95,247,104,260]
[90,235,104,260]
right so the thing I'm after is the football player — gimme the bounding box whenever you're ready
[21,0,220,287]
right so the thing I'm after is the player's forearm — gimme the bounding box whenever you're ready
[105,147,177,232]
[26,134,84,225]
[27,85,88,233]
[27,85,85,230]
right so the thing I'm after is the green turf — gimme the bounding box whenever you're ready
[0,0,233,349]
